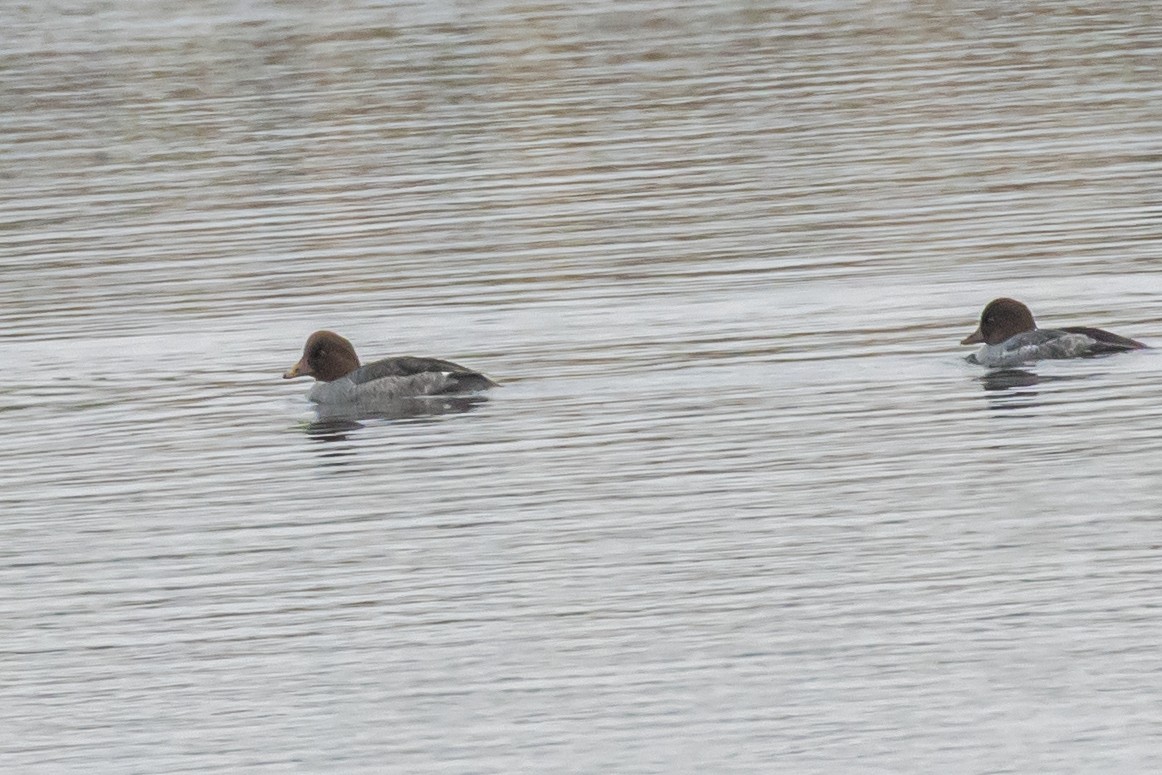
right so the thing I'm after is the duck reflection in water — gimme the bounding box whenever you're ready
[979,368,1044,392]
[975,368,1093,410]
[303,393,491,439]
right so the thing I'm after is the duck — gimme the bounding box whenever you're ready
[283,330,496,404]
[961,298,1147,367]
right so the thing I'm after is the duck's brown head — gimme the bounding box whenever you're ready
[961,298,1037,346]
[283,330,361,382]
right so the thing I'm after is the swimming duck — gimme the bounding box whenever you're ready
[961,298,1147,367]
[283,330,496,404]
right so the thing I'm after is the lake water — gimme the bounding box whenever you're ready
[3,2,1162,772]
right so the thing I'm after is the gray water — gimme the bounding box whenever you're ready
[3,2,1162,773]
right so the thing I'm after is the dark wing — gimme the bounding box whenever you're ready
[1060,326,1148,353]
[351,356,497,393]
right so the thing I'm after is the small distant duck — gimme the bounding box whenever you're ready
[961,298,1147,367]
[283,330,496,404]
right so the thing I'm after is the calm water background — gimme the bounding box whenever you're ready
[3,1,1162,772]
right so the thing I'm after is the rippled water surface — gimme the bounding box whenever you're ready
[4,2,1162,772]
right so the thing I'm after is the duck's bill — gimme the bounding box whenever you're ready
[283,359,310,379]
[961,328,984,345]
